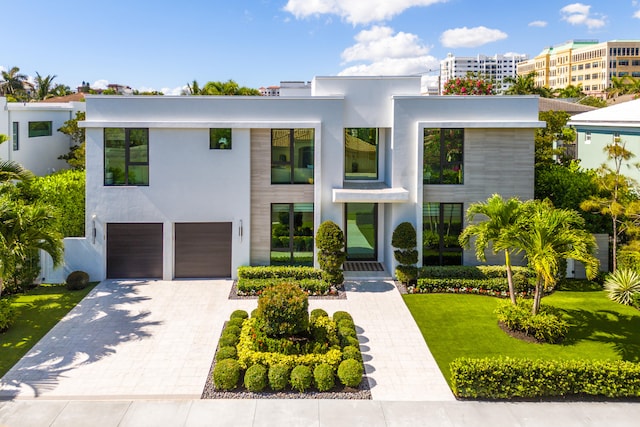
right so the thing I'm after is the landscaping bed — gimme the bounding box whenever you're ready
[231,266,345,299]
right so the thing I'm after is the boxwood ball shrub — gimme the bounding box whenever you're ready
[344,336,360,348]
[257,282,309,337]
[0,299,17,332]
[230,310,249,320]
[316,221,346,285]
[337,359,363,388]
[219,332,239,347]
[290,365,313,392]
[227,317,245,329]
[314,363,335,392]
[332,311,353,324]
[268,364,290,391]
[216,346,237,361]
[65,270,89,291]
[392,222,418,283]
[223,324,241,337]
[342,345,362,362]
[310,308,329,322]
[213,359,240,390]
[244,364,268,392]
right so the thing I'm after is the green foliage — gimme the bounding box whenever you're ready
[442,74,495,95]
[65,271,89,291]
[342,345,362,362]
[223,324,241,338]
[244,364,268,392]
[237,266,322,280]
[495,299,568,343]
[216,346,237,361]
[392,222,418,283]
[316,221,346,285]
[57,111,86,170]
[268,364,290,391]
[332,311,353,324]
[337,359,363,388]
[395,266,418,284]
[0,299,17,332]
[257,283,309,337]
[420,265,532,279]
[313,363,335,391]
[213,359,240,390]
[618,242,640,274]
[227,317,245,329]
[4,250,40,294]
[230,310,249,320]
[394,249,418,266]
[310,308,328,322]
[450,357,640,399]
[237,278,329,296]
[290,365,313,392]
[605,268,640,305]
[415,277,535,296]
[391,222,417,248]
[578,96,607,108]
[219,332,239,347]
[535,111,576,166]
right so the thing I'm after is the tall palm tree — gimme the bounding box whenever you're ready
[182,79,203,95]
[606,75,631,99]
[508,200,598,314]
[0,66,29,97]
[34,72,57,100]
[459,194,523,304]
[504,71,554,98]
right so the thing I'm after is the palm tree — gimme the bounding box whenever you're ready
[606,75,631,99]
[508,200,598,314]
[182,79,203,95]
[556,84,585,99]
[50,84,73,97]
[459,194,522,304]
[504,71,553,97]
[0,66,29,98]
[34,72,57,100]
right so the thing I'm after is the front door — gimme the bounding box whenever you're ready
[345,203,377,261]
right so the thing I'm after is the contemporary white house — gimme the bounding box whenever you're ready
[0,97,85,176]
[69,76,542,281]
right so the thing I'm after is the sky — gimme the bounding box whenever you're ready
[2,0,640,95]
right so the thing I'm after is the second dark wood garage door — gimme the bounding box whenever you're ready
[174,222,232,278]
[107,223,163,279]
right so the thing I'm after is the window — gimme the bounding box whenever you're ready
[104,128,149,186]
[12,122,19,151]
[28,121,52,137]
[344,128,379,180]
[423,129,464,184]
[585,131,591,144]
[209,128,231,149]
[619,60,629,66]
[271,129,314,184]
[270,203,314,266]
[423,203,463,266]
[613,132,621,143]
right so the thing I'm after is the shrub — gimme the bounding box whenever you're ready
[230,310,249,320]
[342,345,362,362]
[332,311,353,324]
[244,364,268,392]
[251,308,260,318]
[219,332,239,347]
[495,299,568,343]
[0,299,17,332]
[337,318,355,330]
[224,324,241,337]
[316,221,346,285]
[213,359,240,390]
[344,336,360,348]
[290,365,313,392]
[310,308,328,322]
[257,282,309,337]
[268,364,290,391]
[337,359,363,388]
[314,363,335,392]
[605,268,640,305]
[237,278,330,295]
[392,222,418,284]
[395,265,418,284]
[414,277,535,296]
[216,346,238,361]
[65,270,89,291]
[450,357,640,399]
[391,222,417,249]
[237,266,323,280]
[227,317,245,329]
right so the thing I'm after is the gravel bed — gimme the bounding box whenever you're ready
[228,281,347,300]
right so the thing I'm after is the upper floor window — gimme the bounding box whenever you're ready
[104,128,149,186]
[28,121,52,138]
[344,128,378,180]
[271,129,314,184]
[12,122,19,151]
[210,128,232,149]
[423,129,464,184]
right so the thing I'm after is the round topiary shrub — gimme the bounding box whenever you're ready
[230,310,249,320]
[333,311,353,324]
[392,222,418,284]
[310,308,329,322]
[338,324,357,340]
[227,317,245,329]
[344,336,360,348]
[251,308,260,318]
[342,345,362,362]
[224,324,241,337]
[290,365,313,392]
[244,364,268,392]
[0,300,17,332]
[268,364,290,391]
[337,318,355,330]
[219,332,239,347]
[65,270,89,291]
[216,346,237,361]
[316,221,346,285]
[337,359,363,388]
[313,363,335,392]
[213,359,240,390]
[257,282,309,337]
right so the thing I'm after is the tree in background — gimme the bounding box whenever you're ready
[442,73,495,95]
[504,71,554,97]
[57,111,86,170]
[183,79,260,96]
[555,84,585,99]
[0,66,30,100]
[578,96,607,108]
[34,72,57,101]
[535,111,576,167]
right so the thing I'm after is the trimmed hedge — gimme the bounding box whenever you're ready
[450,357,640,399]
[419,265,533,280]
[237,278,330,296]
[237,266,323,280]
[413,278,535,296]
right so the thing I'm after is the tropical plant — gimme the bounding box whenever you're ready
[555,84,585,99]
[442,73,495,95]
[535,111,576,166]
[57,111,86,170]
[459,194,523,304]
[34,72,57,101]
[606,75,632,99]
[183,79,261,96]
[578,96,607,108]
[604,268,640,305]
[507,199,598,314]
[0,66,29,99]
[504,71,553,97]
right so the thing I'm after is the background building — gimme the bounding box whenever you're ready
[440,53,528,95]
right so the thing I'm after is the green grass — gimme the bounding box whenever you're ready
[0,284,96,378]
[403,289,640,385]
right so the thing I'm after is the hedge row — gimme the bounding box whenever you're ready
[419,265,533,280]
[450,357,640,399]
[237,266,323,280]
[237,278,330,296]
[412,278,535,296]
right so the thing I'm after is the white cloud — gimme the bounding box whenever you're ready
[560,3,606,29]
[160,86,184,96]
[92,79,109,90]
[339,26,439,76]
[440,26,507,48]
[634,9,640,19]
[528,20,548,27]
[283,0,448,25]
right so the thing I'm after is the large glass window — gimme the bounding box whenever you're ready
[104,128,149,186]
[344,128,378,180]
[12,122,18,151]
[210,128,232,149]
[423,129,464,184]
[423,203,463,266]
[271,203,314,266]
[345,203,377,261]
[271,129,314,184]
[28,121,52,138]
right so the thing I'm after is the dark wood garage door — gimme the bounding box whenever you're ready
[174,222,232,278]
[107,223,163,279]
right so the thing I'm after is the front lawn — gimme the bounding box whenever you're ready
[0,284,96,378]
[404,289,640,385]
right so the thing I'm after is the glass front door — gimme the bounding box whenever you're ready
[345,203,377,261]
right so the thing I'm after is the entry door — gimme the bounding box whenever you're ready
[345,203,377,261]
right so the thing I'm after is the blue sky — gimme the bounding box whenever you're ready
[2,0,640,95]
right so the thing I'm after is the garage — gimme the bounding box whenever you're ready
[174,222,232,278]
[107,223,163,278]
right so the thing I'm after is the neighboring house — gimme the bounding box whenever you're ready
[569,98,640,183]
[66,76,541,282]
[0,96,85,176]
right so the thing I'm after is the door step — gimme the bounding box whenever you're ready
[343,261,385,272]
